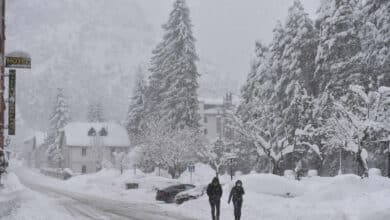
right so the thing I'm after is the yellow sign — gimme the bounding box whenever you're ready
[5,56,31,69]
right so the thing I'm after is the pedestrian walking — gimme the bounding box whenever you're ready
[228,180,245,220]
[207,177,223,220]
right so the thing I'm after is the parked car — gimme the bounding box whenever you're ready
[156,184,195,203]
[175,185,206,204]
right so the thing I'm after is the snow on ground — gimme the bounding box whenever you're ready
[10,162,390,220]
[170,174,390,220]
[0,172,74,220]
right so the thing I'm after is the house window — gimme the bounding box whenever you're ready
[99,128,108,136]
[204,116,208,123]
[88,127,96,136]
[82,148,87,157]
[82,165,87,174]
[204,129,208,135]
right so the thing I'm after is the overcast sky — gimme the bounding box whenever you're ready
[139,0,320,86]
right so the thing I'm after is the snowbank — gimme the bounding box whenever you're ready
[1,173,24,193]
[231,173,305,197]
[12,163,390,220]
[178,163,217,185]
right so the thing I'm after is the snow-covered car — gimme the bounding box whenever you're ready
[156,184,195,203]
[174,185,207,204]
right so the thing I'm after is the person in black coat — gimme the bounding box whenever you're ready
[228,180,245,220]
[207,177,223,220]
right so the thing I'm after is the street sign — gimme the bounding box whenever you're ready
[5,51,31,69]
[8,70,16,135]
[188,164,195,172]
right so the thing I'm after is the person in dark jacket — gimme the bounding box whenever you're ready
[228,180,245,220]
[207,177,223,220]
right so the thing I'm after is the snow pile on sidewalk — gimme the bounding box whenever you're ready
[0,173,23,194]
[15,165,390,220]
[1,172,74,220]
[170,173,390,220]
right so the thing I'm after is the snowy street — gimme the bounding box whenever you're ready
[10,167,195,220]
[2,163,390,220]
[1,0,390,219]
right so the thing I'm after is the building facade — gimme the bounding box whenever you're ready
[60,122,131,174]
[199,93,236,143]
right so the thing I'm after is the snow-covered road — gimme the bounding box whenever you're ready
[13,168,196,220]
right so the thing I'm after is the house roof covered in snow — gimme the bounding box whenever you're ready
[62,122,131,147]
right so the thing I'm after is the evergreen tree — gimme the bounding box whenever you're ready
[315,0,363,97]
[126,69,146,139]
[87,102,105,122]
[237,41,270,122]
[361,0,390,87]
[274,0,318,145]
[45,88,70,167]
[148,0,200,130]
[279,0,318,97]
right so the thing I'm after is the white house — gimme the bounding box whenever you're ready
[60,122,131,174]
[199,93,236,142]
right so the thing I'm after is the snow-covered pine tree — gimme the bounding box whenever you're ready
[279,0,318,97]
[237,41,270,123]
[235,21,289,174]
[147,0,200,130]
[126,69,146,140]
[45,88,70,167]
[361,0,390,88]
[87,102,105,122]
[315,0,363,97]
[272,0,318,146]
[269,21,286,87]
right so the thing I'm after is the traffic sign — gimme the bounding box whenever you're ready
[188,164,195,173]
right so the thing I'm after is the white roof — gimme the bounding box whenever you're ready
[63,122,131,147]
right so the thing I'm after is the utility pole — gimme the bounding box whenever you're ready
[0,0,5,153]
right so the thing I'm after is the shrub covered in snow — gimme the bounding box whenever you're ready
[308,169,318,177]
[368,168,382,177]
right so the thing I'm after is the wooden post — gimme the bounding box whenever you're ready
[0,0,5,152]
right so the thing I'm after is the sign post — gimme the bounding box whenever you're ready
[188,163,195,183]
[8,69,15,135]
[0,0,6,152]
[226,153,237,181]
[4,51,31,136]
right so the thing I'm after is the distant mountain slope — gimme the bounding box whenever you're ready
[6,0,156,128]
[6,0,239,130]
